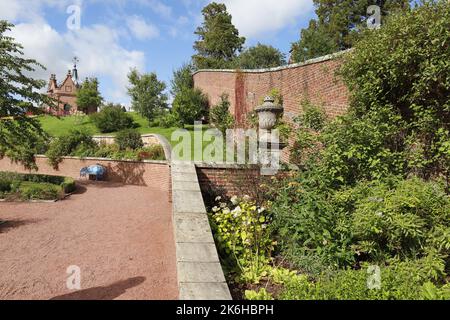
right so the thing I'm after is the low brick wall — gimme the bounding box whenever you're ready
[196,163,294,200]
[0,156,171,193]
[92,134,161,147]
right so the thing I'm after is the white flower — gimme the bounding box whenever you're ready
[258,207,265,214]
[212,206,220,213]
[375,212,384,217]
[231,196,239,205]
[232,206,242,218]
[223,208,231,214]
[215,196,222,202]
[220,202,227,208]
[243,195,251,201]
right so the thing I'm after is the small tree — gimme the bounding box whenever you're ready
[76,78,102,113]
[172,88,209,127]
[127,69,168,123]
[0,21,54,169]
[209,94,234,136]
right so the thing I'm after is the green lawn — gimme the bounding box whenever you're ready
[38,113,226,161]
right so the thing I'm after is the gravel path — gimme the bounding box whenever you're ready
[0,181,178,300]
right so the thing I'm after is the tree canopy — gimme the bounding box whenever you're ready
[0,21,53,168]
[235,43,286,69]
[192,2,245,69]
[127,69,168,123]
[291,0,409,62]
[76,77,102,113]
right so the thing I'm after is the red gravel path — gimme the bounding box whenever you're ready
[0,181,178,300]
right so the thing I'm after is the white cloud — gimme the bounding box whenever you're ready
[126,15,160,40]
[135,0,173,19]
[8,22,145,105]
[213,0,314,39]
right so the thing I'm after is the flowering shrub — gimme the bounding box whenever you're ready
[208,196,276,283]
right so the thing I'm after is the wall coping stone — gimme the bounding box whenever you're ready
[34,154,168,165]
[171,161,232,300]
[192,49,351,76]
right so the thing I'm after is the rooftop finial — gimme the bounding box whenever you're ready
[72,56,80,85]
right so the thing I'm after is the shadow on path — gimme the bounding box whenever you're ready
[50,276,146,300]
[0,219,41,234]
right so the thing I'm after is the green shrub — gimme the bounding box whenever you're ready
[339,0,450,181]
[172,88,208,127]
[296,100,327,131]
[209,94,234,136]
[115,129,144,151]
[208,196,275,283]
[0,179,11,193]
[280,259,450,300]
[19,182,61,200]
[46,130,97,168]
[61,177,76,194]
[90,105,135,133]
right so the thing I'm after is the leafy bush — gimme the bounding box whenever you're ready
[172,88,208,127]
[209,94,234,136]
[339,0,450,181]
[46,130,97,168]
[280,259,450,300]
[61,177,76,194]
[90,105,135,133]
[115,129,144,151]
[0,179,11,193]
[208,196,275,283]
[19,181,61,200]
[244,288,273,300]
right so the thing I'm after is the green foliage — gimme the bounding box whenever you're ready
[209,94,234,136]
[171,63,195,96]
[0,21,54,169]
[296,100,327,131]
[193,2,245,69]
[19,181,61,200]
[339,0,450,181]
[46,129,97,168]
[127,69,168,123]
[208,196,275,284]
[0,172,75,200]
[93,143,165,161]
[280,259,450,300]
[244,288,273,301]
[91,104,135,133]
[115,129,144,151]
[290,0,409,62]
[235,43,286,69]
[76,78,102,113]
[291,20,338,62]
[172,88,208,127]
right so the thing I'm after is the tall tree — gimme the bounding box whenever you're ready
[0,21,54,168]
[171,62,195,96]
[76,77,102,113]
[127,69,168,123]
[193,2,246,69]
[290,0,409,62]
[235,43,286,69]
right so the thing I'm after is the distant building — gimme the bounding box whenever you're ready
[45,58,97,115]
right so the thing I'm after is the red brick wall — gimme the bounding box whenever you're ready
[196,165,293,200]
[193,53,350,163]
[0,156,171,194]
[193,53,350,124]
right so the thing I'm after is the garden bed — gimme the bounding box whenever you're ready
[0,172,76,202]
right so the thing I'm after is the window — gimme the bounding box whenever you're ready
[65,86,72,92]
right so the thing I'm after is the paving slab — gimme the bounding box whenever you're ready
[176,243,220,263]
[178,262,226,283]
[173,190,206,214]
[179,283,232,300]
[174,214,215,243]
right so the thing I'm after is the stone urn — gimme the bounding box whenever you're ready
[255,96,284,130]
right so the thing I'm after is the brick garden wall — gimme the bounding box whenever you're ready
[193,52,350,125]
[0,156,171,194]
[196,164,294,202]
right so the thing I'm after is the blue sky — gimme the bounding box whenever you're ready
[1,0,315,106]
